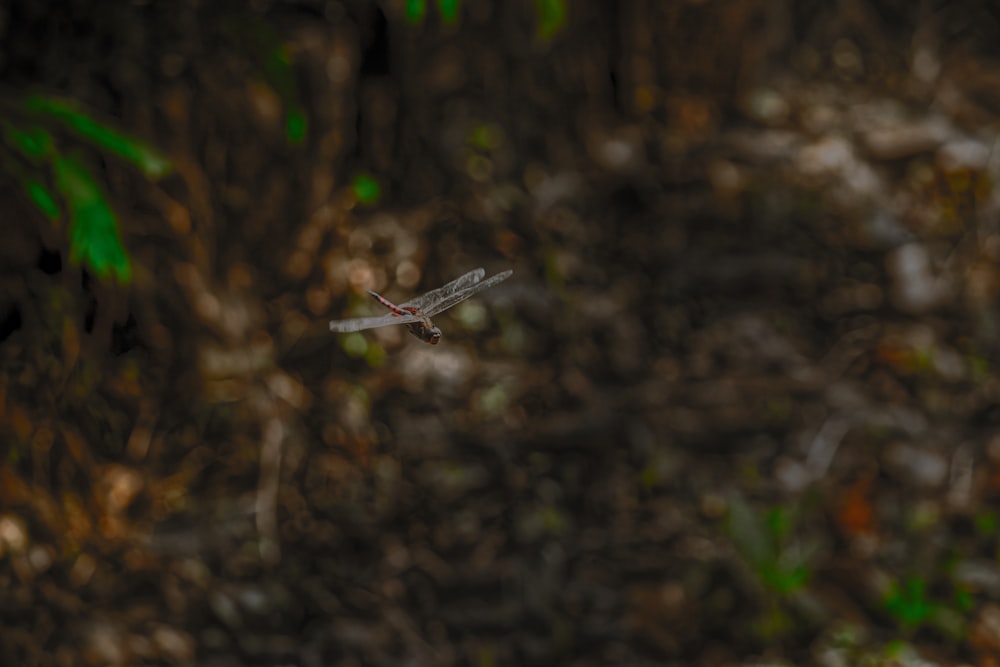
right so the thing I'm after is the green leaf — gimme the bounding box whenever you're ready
[26,180,61,221]
[438,0,461,23]
[406,0,427,23]
[1,141,62,221]
[3,122,54,161]
[536,0,567,39]
[53,155,132,284]
[352,173,381,205]
[24,95,172,179]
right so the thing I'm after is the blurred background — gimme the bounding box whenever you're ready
[4,1,1000,665]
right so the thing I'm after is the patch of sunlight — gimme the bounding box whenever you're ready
[478,382,509,418]
[346,384,371,414]
[455,300,488,331]
[340,332,388,367]
[342,332,367,357]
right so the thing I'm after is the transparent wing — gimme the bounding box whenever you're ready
[424,269,512,316]
[329,312,422,333]
[402,268,485,311]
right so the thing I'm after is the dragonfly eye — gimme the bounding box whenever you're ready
[428,327,442,344]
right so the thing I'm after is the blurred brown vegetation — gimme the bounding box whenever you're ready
[5,1,1000,665]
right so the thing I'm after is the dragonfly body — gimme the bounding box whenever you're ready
[329,268,512,344]
[366,290,442,344]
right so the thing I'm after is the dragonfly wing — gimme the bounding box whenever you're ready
[329,312,422,333]
[402,268,485,311]
[424,269,512,316]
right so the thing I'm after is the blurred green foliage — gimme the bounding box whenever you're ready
[404,0,566,37]
[1,94,174,284]
[25,180,60,220]
[535,0,567,39]
[224,15,308,146]
[967,353,991,382]
[438,0,461,24]
[405,0,428,24]
[974,510,997,536]
[24,96,171,177]
[352,173,381,205]
[263,46,308,145]
[728,498,811,596]
[3,122,53,162]
[54,154,133,284]
[883,577,935,629]
[881,572,969,640]
[406,0,464,25]
[468,123,504,152]
[953,587,973,613]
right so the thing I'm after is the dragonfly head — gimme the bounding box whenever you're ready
[407,322,442,344]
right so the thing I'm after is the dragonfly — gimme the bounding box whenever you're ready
[328,268,513,344]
